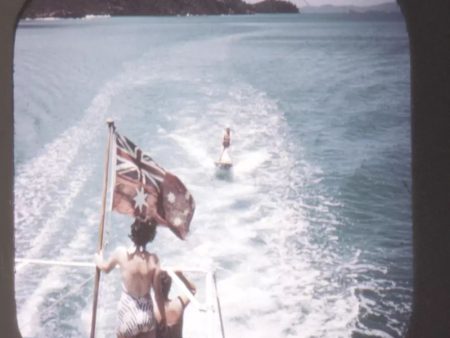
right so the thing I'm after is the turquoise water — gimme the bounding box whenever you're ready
[14,13,411,338]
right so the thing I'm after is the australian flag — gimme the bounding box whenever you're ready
[112,131,195,240]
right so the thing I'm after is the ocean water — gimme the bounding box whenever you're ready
[14,13,411,338]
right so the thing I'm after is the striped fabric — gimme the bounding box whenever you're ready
[117,290,155,337]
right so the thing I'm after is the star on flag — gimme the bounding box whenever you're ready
[133,186,148,213]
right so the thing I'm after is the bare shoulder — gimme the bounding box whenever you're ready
[147,252,160,266]
[113,246,127,261]
[114,246,127,255]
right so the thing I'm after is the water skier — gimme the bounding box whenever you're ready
[218,127,232,167]
[222,127,231,149]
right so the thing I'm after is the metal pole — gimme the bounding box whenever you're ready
[89,119,115,338]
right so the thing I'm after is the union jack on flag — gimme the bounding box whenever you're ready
[112,131,195,240]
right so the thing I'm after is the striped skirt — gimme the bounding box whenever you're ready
[117,290,155,337]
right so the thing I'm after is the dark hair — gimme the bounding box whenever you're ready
[129,218,156,250]
[160,270,172,300]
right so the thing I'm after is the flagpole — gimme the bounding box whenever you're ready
[90,118,115,338]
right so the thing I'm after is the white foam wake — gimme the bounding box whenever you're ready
[152,81,361,338]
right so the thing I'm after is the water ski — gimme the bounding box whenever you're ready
[216,148,232,169]
[215,161,233,169]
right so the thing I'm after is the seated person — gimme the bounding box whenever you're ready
[154,271,196,338]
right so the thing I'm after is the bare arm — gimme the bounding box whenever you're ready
[94,248,122,273]
[153,264,167,326]
[176,271,196,307]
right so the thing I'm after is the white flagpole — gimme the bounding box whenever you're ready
[90,118,115,338]
[213,272,226,338]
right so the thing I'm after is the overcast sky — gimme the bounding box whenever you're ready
[245,0,395,7]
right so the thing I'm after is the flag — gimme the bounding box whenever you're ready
[112,131,195,240]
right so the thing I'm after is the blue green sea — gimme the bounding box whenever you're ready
[14,13,411,338]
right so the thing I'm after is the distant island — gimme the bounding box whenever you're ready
[300,2,400,14]
[21,0,299,19]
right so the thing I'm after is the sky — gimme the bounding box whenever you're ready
[245,0,395,7]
